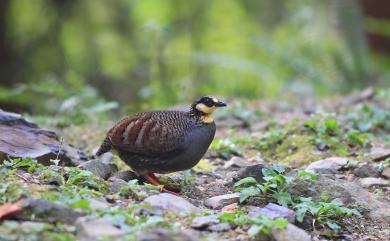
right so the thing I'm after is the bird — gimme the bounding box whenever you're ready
[96,96,227,194]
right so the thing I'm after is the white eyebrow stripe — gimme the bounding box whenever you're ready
[212,98,218,103]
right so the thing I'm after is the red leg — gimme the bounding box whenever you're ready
[142,173,180,195]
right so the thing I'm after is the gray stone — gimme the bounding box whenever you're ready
[112,170,139,182]
[191,216,219,229]
[79,159,118,180]
[17,199,84,224]
[271,223,311,241]
[353,163,380,177]
[381,167,390,179]
[359,177,389,188]
[108,177,128,193]
[234,164,267,183]
[144,193,200,215]
[0,109,88,166]
[249,203,296,223]
[305,157,348,174]
[98,152,114,164]
[76,216,124,241]
[367,147,390,162]
[204,193,240,209]
[207,222,232,232]
[308,175,390,224]
[19,221,47,232]
[223,156,248,169]
[88,198,110,210]
[140,228,198,241]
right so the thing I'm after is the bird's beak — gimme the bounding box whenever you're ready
[214,100,227,107]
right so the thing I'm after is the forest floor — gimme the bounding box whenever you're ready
[0,88,389,241]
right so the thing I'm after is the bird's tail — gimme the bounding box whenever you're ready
[96,136,112,156]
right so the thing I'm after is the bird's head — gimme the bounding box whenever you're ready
[190,96,227,123]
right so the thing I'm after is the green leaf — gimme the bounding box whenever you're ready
[234,177,258,187]
[239,186,260,203]
[70,199,90,209]
[219,213,236,223]
[325,221,340,232]
[273,218,288,228]
[325,118,339,133]
[262,168,276,178]
[248,225,262,237]
[297,170,317,182]
[50,159,61,166]
[272,164,285,173]
[273,192,293,207]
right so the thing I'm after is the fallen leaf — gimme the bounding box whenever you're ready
[0,200,24,220]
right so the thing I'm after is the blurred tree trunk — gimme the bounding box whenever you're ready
[360,0,390,55]
[0,0,16,86]
[333,0,371,90]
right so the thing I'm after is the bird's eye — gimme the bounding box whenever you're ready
[203,98,214,107]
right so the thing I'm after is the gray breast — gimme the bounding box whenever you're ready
[148,122,216,173]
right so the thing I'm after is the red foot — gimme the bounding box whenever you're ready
[142,172,180,195]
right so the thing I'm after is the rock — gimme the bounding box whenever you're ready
[271,223,311,241]
[108,177,128,193]
[201,181,231,197]
[112,170,139,182]
[306,175,390,224]
[207,223,232,232]
[221,203,238,213]
[191,216,219,229]
[144,193,200,215]
[139,228,198,241]
[97,152,114,164]
[88,198,110,210]
[233,164,267,183]
[359,177,389,188]
[305,157,348,174]
[367,147,390,162]
[223,156,248,169]
[191,215,233,232]
[79,159,117,180]
[19,221,47,232]
[204,193,240,209]
[249,203,296,223]
[381,167,390,179]
[76,216,124,241]
[17,198,84,224]
[353,163,380,177]
[0,109,88,166]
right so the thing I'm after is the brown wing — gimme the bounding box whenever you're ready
[108,111,188,156]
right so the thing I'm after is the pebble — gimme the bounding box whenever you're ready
[233,164,267,182]
[18,198,84,225]
[353,163,380,177]
[223,156,248,169]
[139,228,198,241]
[305,157,348,174]
[76,216,124,241]
[108,177,128,193]
[204,193,240,209]
[359,177,389,188]
[381,167,390,179]
[271,223,311,241]
[249,203,296,223]
[144,193,200,215]
[79,159,118,180]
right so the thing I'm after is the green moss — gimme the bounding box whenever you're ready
[264,134,350,167]
[274,135,319,167]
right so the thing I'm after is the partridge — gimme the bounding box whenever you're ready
[96,96,226,193]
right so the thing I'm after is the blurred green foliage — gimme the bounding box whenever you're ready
[0,0,389,116]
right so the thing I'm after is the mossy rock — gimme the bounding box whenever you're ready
[271,134,349,167]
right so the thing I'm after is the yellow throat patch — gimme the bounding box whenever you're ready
[196,103,216,123]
